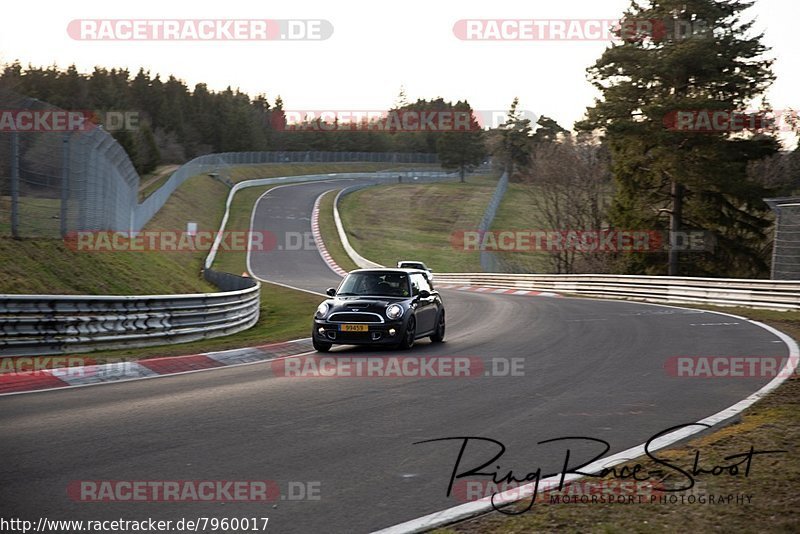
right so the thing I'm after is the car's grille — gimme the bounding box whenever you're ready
[328,312,383,323]
[333,331,374,341]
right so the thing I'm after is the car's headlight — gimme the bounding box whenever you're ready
[316,303,329,317]
[386,304,404,320]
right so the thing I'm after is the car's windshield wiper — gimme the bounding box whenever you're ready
[336,292,359,296]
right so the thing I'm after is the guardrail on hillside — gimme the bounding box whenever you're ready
[434,273,800,310]
[0,269,259,357]
[134,151,441,232]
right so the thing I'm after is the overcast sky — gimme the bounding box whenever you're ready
[2,0,797,144]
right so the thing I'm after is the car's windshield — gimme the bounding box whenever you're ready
[338,272,410,297]
[400,263,425,270]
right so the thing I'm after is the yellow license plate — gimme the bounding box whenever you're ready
[340,324,369,332]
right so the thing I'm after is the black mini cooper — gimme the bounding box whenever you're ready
[312,269,445,352]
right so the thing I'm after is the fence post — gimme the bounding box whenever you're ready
[10,131,19,238]
[478,169,509,273]
[60,133,70,238]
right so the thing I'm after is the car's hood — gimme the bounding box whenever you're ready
[331,297,406,311]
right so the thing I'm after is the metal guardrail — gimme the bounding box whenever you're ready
[309,173,798,313]
[328,195,799,310]
[434,273,800,310]
[0,269,259,357]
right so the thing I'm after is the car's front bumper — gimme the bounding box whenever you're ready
[312,318,405,346]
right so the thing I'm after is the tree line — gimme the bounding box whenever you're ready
[0,63,486,177]
[4,0,798,278]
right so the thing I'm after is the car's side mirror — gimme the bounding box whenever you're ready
[326,288,337,296]
[419,290,431,299]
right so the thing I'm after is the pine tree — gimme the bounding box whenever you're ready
[495,98,533,175]
[578,0,780,277]
[435,101,485,182]
[531,116,568,144]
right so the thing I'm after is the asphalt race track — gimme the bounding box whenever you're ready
[0,178,791,533]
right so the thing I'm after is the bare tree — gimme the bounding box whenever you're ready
[746,150,798,192]
[520,139,612,273]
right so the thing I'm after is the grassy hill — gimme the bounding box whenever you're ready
[0,163,425,295]
[336,174,500,272]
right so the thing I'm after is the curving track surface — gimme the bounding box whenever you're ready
[0,178,792,533]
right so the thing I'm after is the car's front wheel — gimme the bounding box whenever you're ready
[398,317,416,350]
[430,311,445,343]
[313,336,332,353]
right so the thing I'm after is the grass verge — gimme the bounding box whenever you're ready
[0,164,427,294]
[433,305,799,534]
[337,174,499,272]
[0,173,226,295]
[317,189,359,273]
[210,184,274,276]
[138,164,180,202]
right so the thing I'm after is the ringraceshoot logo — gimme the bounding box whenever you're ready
[452,479,666,504]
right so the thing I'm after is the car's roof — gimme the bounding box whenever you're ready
[349,268,421,274]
